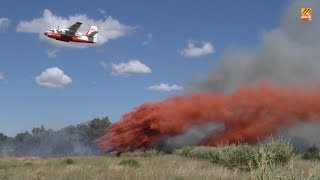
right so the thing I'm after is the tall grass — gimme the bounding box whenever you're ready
[174,139,295,171]
[119,158,140,168]
[120,149,163,158]
[0,149,319,179]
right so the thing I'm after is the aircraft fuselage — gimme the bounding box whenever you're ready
[44,31,95,43]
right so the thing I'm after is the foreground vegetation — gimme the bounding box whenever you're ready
[0,141,320,179]
[0,155,319,179]
[173,140,296,171]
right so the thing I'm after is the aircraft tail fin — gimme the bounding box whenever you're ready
[86,26,98,43]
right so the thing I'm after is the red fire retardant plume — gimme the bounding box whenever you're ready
[97,83,320,153]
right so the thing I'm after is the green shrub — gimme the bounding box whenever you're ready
[220,144,258,171]
[175,140,295,171]
[0,162,17,169]
[62,158,75,165]
[258,140,295,166]
[119,158,140,168]
[172,148,183,155]
[23,162,34,167]
[302,145,320,161]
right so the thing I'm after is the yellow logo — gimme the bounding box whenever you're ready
[301,8,312,21]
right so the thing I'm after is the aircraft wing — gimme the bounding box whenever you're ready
[67,22,82,33]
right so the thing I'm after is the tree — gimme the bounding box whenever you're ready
[0,133,9,142]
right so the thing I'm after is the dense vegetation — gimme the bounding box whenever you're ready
[173,140,296,171]
[0,120,320,179]
[302,145,320,161]
[1,116,320,178]
[0,117,111,157]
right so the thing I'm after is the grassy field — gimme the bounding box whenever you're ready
[0,154,319,180]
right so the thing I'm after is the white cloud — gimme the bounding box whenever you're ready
[98,9,107,17]
[17,9,134,49]
[0,17,10,31]
[45,48,60,58]
[179,41,215,58]
[142,33,153,46]
[100,61,109,69]
[147,83,183,92]
[111,60,151,76]
[35,67,72,88]
[0,72,4,80]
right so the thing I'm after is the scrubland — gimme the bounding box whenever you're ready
[0,140,320,180]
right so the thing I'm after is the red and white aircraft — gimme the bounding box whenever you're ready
[44,22,98,43]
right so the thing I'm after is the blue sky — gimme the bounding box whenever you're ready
[0,0,288,136]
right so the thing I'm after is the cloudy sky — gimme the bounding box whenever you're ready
[0,0,301,136]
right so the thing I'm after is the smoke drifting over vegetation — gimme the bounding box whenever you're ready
[0,117,110,157]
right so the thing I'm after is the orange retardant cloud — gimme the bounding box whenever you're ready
[97,83,320,153]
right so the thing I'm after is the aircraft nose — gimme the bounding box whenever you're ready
[44,32,48,36]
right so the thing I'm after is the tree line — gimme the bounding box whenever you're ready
[0,117,111,157]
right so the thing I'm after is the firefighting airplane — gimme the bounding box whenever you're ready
[43,22,98,43]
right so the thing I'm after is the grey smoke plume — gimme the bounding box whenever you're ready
[195,0,320,148]
[165,122,225,148]
[279,122,320,151]
[0,118,110,157]
[198,0,320,92]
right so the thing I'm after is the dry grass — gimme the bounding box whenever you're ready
[0,155,319,180]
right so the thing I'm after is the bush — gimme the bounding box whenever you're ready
[175,140,295,171]
[220,145,258,171]
[62,158,75,165]
[0,162,17,169]
[302,145,320,161]
[23,162,34,167]
[258,140,295,166]
[119,159,140,168]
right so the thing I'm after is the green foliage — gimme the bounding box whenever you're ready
[175,140,296,171]
[0,133,9,141]
[258,139,295,166]
[0,162,17,169]
[220,145,258,171]
[14,131,32,143]
[62,158,75,165]
[174,146,223,163]
[23,162,34,167]
[119,158,140,168]
[302,145,320,161]
[61,116,111,142]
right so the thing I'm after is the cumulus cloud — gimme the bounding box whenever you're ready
[197,0,320,92]
[142,33,153,46]
[147,83,183,92]
[17,9,134,49]
[0,17,10,31]
[110,60,151,76]
[35,67,72,88]
[179,41,215,58]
